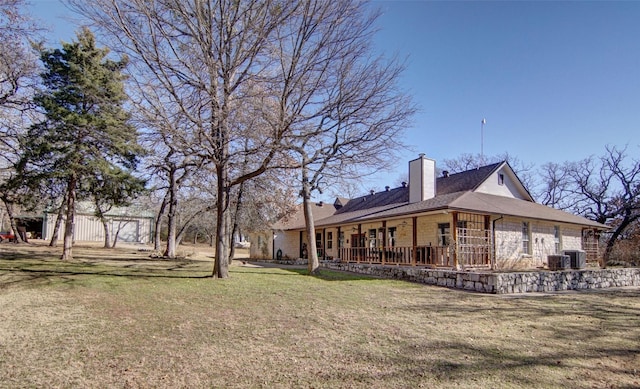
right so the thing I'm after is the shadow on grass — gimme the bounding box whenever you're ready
[0,266,214,289]
[284,267,380,281]
[232,263,379,281]
[0,247,214,287]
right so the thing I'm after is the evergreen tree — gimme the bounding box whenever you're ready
[22,27,143,259]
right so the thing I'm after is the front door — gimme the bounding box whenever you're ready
[351,233,365,260]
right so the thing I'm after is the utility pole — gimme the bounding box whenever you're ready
[481,118,486,165]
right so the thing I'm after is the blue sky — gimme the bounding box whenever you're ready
[29,0,640,194]
[370,1,640,190]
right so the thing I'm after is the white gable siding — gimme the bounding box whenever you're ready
[44,213,152,244]
[112,219,140,242]
[475,167,528,199]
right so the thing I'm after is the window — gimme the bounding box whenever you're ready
[388,227,397,247]
[316,232,322,249]
[522,222,530,254]
[498,173,505,185]
[368,229,377,248]
[327,231,333,249]
[456,220,468,244]
[438,223,451,246]
[554,226,561,253]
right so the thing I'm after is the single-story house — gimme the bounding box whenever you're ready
[250,154,607,270]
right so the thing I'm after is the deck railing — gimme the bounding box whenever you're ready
[337,245,463,268]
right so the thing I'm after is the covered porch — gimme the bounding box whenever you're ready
[333,212,492,270]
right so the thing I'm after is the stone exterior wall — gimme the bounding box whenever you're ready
[249,231,273,259]
[273,230,300,260]
[494,218,587,270]
[320,262,640,294]
[562,227,583,251]
[416,214,450,246]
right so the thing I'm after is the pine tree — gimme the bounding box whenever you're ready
[22,27,143,259]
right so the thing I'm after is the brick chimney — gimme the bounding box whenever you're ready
[409,153,436,203]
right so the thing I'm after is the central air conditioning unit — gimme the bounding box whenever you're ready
[563,250,586,269]
[547,254,570,271]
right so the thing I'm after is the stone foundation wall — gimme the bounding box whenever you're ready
[320,262,640,294]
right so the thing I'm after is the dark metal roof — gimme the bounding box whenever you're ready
[335,186,408,214]
[333,161,502,215]
[274,161,606,230]
[315,191,607,229]
[436,162,503,195]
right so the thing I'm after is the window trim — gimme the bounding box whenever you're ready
[554,225,561,254]
[388,227,397,248]
[438,223,451,246]
[522,221,530,254]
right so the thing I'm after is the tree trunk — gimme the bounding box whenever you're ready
[154,193,168,251]
[61,175,77,260]
[229,222,237,263]
[164,170,178,258]
[102,218,112,248]
[228,182,244,264]
[301,167,319,274]
[603,213,638,264]
[213,163,230,278]
[112,222,122,248]
[49,197,66,247]
[3,200,24,243]
[176,227,186,247]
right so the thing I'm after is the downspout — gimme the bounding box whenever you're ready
[491,215,504,270]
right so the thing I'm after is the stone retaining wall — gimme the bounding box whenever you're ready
[320,262,640,294]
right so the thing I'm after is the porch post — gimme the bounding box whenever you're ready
[337,226,341,260]
[412,216,417,266]
[452,212,459,269]
[299,230,303,259]
[382,221,387,264]
[484,215,491,266]
[357,224,362,264]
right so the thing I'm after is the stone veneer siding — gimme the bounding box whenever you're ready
[320,262,640,294]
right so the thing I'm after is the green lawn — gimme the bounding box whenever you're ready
[0,243,639,388]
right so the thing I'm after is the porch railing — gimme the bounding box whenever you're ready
[337,246,464,268]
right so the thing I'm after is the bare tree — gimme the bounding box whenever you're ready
[564,145,640,263]
[535,161,573,209]
[441,153,483,173]
[71,0,304,278]
[128,70,206,257]
[270,1,415,274]
[441,152,536,192]
[0,0,40,242]
[72,0,414,277]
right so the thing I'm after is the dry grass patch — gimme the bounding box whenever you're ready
[0,242,639,388]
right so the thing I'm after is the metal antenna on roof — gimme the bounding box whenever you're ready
[480,118,486,166]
